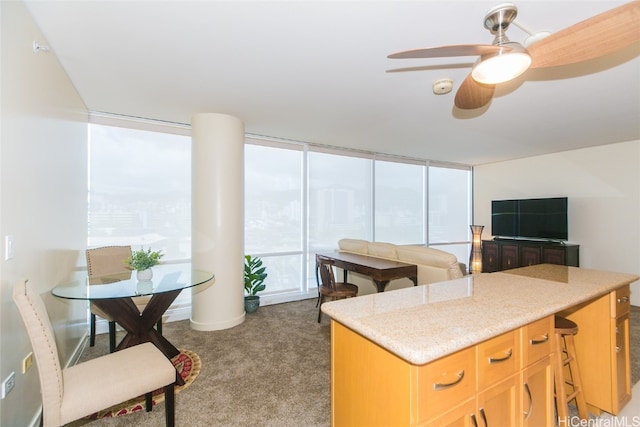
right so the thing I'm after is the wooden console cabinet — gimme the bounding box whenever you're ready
[482,240,579,273]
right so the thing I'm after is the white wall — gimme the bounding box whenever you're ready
[474,140,640,305]
[1,2,88,425]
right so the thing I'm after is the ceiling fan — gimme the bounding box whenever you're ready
[388,1,640,110]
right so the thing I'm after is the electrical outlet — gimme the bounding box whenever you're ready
[1,372,15,399]
[22,353,33,373]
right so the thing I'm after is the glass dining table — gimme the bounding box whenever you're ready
[52,263,214,385]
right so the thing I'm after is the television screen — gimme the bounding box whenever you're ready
[491,197,568,241]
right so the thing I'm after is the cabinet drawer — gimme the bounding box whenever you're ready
[418,346,476,422]
[611,285,630,318]
[522,316,553,368]
[477,329,520,389]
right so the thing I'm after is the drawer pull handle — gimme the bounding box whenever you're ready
[530,333,549,345]
[618,296,629,304]
[523,382,533,420]
[480,408,488,427]
[433,370,464,391]
[488,349,512,364]
[470,413,478,427]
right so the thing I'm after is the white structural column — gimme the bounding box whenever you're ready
[190,113,245,331]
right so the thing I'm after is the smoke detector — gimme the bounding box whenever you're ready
[433,79,453,95]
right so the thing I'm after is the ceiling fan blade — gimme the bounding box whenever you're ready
[528,1,640,69]
[454,74,495,109]
[388,44,504,59]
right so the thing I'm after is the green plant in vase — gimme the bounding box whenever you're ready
[244,255,267,313]
[126,247,164,281]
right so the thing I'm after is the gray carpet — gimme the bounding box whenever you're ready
[68,299,331,427]
[68,301,639,427]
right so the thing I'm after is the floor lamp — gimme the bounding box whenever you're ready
[469,225,484,274]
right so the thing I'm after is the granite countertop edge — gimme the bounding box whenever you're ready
[321,265,639,366]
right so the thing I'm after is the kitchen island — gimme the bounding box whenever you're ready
[321,264,638,426]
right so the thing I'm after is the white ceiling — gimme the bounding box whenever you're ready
[24,0,640,166]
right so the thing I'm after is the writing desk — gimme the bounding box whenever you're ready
[317,252,417,292]
[52,264,214,384]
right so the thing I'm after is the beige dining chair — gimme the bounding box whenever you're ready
[13,279,176,427]
[86,246,162,353]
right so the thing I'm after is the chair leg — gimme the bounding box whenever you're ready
[89,313,96,347]
[108,321,116,353]
[164,384,175,427]
[156,319,163,335]
[317,295,325,323]
[145,392,153,412]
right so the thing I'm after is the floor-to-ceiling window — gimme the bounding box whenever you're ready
[375,157,425,244]
[244,139,305,302]
[89,117,473,311]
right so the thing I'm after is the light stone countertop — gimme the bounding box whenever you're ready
[321,264,638,366]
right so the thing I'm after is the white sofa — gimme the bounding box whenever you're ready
[337,238,467,295]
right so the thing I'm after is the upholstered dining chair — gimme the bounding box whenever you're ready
[86,246,162,352]
[13,280,176,427]
[317,255,358,323]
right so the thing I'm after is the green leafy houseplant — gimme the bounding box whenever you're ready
[244,255,267,296]
[126,248,164,271]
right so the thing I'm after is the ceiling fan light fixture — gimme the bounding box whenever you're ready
[471,43,531,85]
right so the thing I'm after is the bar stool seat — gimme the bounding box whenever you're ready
[553,315,589,421]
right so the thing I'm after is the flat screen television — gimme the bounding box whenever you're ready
[491,197,568,241]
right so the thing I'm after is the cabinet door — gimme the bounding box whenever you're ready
[541,247,566,265]
[522,358,553,427]
[422,399,477,427]
[482,241,499,273]
[477,375,520,427]
[613,314,631,413]
[500,244,519,270]
[520,246,541,267]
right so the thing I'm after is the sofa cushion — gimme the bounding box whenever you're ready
[396,245,464,279]
[338,238,369,254]
[367,242,398,260]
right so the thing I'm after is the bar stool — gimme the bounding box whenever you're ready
[553,315,589,421]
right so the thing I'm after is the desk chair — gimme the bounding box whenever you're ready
[13,280,176,427]
[317,255,358,323]
[86,246,162,353]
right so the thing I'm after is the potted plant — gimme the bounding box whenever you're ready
[126,247,164,281]
[244,254,267,313]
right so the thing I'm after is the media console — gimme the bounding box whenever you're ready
[481,239,579,272]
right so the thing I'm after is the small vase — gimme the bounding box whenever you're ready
[244,295,260,313]
[136,268,153,281]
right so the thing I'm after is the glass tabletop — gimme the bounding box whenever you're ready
[52,263,214,300]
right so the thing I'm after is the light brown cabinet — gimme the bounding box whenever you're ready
[331,316,554,426]
[558,285,631,415]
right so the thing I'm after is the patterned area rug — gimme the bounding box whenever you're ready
[86,349,200,420]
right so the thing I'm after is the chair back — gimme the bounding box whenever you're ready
[317,256,338,292]
[13,280,64,427]
[86,245,132,278]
